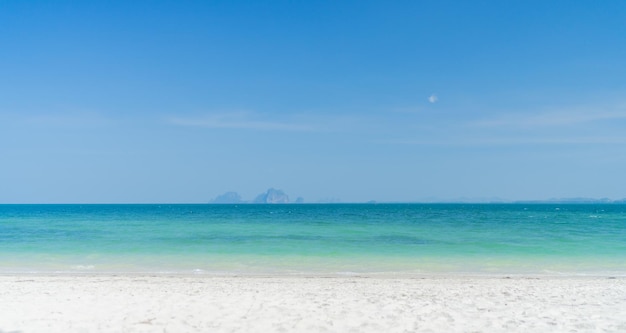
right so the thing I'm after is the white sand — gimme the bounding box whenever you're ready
[1,275,625,332]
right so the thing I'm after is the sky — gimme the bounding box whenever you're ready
[1,0,626,203]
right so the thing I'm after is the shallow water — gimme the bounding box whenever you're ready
[1,204,625,275]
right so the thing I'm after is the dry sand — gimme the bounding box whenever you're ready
[1,275,625,332]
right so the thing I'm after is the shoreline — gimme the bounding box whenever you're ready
[2,270,626,278]
[2,274,625,332]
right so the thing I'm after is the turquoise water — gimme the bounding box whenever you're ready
[1,204,625,275]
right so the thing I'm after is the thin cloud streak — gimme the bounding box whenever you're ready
[377,103,626,147]
[168,113,314,132]
[378,135,626,146]
[1,111,111,128]
[167,111,381,133]
[472,107,626,128]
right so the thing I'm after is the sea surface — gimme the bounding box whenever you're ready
[1,204,625,275]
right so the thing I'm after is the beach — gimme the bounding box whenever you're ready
[1,274,625,332]
[2,204,625,332]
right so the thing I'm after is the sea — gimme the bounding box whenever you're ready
[1,204,625,276]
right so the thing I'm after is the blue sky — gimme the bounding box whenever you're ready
[1,0,625,203]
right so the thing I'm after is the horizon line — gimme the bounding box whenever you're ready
[2,199,626,205]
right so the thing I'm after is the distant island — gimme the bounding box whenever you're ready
[211,188,302,204]
[211,192,244,204]
[253,188,290,204]
[210,191,626,204]
[513,197,626,204]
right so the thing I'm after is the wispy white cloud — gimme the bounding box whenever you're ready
[167,110,394,133]
[379,135,626,146]
[428,94,438,104]
[1,111,111,127]
[168,112,314,131]
[471,106,626,128]
[375,102,626,146]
